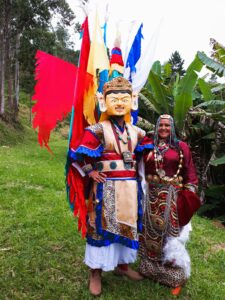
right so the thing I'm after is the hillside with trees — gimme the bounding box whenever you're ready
[0,0,79,121]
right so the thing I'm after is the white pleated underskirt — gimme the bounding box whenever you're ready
[84,243,137,271]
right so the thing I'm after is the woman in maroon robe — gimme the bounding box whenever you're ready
[139,114,201,294]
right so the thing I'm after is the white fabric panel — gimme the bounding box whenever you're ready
[84,243,137,271]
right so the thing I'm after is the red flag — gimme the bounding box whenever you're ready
[32,50,77,152]
[67,17,91,238]
[32,18,92,237]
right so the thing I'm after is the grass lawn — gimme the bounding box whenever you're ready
[0,127,225,300]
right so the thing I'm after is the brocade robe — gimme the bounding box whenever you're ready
[69,120,153,249]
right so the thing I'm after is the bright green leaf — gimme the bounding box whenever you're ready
[198,78,214,101]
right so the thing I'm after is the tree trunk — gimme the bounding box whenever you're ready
[0,20,5,116]
[5,0,14,117]
[14,33,20,112]
[7,45,14,113]
[0,57,5,116]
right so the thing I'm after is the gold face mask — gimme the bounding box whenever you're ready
[105,92,132,116]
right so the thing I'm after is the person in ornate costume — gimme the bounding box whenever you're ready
[68,76,153,296]
[138,114,201,294]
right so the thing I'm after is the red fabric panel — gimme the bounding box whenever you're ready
[110,54,124,66]
[177,190,201,226]
[32,50,77,152]
[103,170,137,178]
[110,47,124,66]
[67,166,87,238]
[101,152,136,161]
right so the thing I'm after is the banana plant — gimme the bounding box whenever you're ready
[139,55,205,132]
[197,51,225,77]
[173,54,204,130]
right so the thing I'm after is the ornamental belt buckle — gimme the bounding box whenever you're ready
[122,151,133,169]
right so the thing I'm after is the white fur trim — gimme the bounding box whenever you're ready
[163,222,192,278]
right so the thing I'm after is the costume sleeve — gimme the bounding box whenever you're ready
[177,142,201,226]
[68,123,104,176]
[68,124,104,160]
[180,141,198,191]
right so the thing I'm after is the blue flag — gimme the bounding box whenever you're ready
[126,23,143,124]
[126,23,143,75]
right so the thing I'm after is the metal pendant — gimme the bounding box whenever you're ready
[124,162,132,170]
[122,151,133,163]
[157,169,165,177]
[159,141,166,148]
[157,154,162,161]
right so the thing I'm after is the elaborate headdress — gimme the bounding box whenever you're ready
[103,76,132,96]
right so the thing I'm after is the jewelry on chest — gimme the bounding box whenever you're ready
[153,146,184,183]
[110,120,134,168]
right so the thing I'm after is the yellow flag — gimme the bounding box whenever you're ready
[83,12,110,125]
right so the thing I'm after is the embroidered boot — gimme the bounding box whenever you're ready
[89,269,102,296]
[115,264,144,281]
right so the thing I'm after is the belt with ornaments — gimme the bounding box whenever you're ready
[96,152,137,179]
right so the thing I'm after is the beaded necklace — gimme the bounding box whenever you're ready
[111,120,131,145]
[154,145,183,181]
[110,120,133,166]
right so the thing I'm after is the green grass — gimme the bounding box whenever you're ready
[0,120,225,299]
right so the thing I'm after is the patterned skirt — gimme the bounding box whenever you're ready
[138,182,187,287]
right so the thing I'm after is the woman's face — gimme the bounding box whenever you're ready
[158,118,171,139]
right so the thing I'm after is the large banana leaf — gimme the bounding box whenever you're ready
[174,55,203,130]
[163,62,172,79]
[138,92,159,114]
[197,51,225,77]
[151,61,161,76]
[141,88,162,114]
[148,70,170,114]
[189,108,225,123]
[136,116,155,132]
[195,100,225,110]
[198,78,214,101]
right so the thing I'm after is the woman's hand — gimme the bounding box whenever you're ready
[88,170,107,183]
